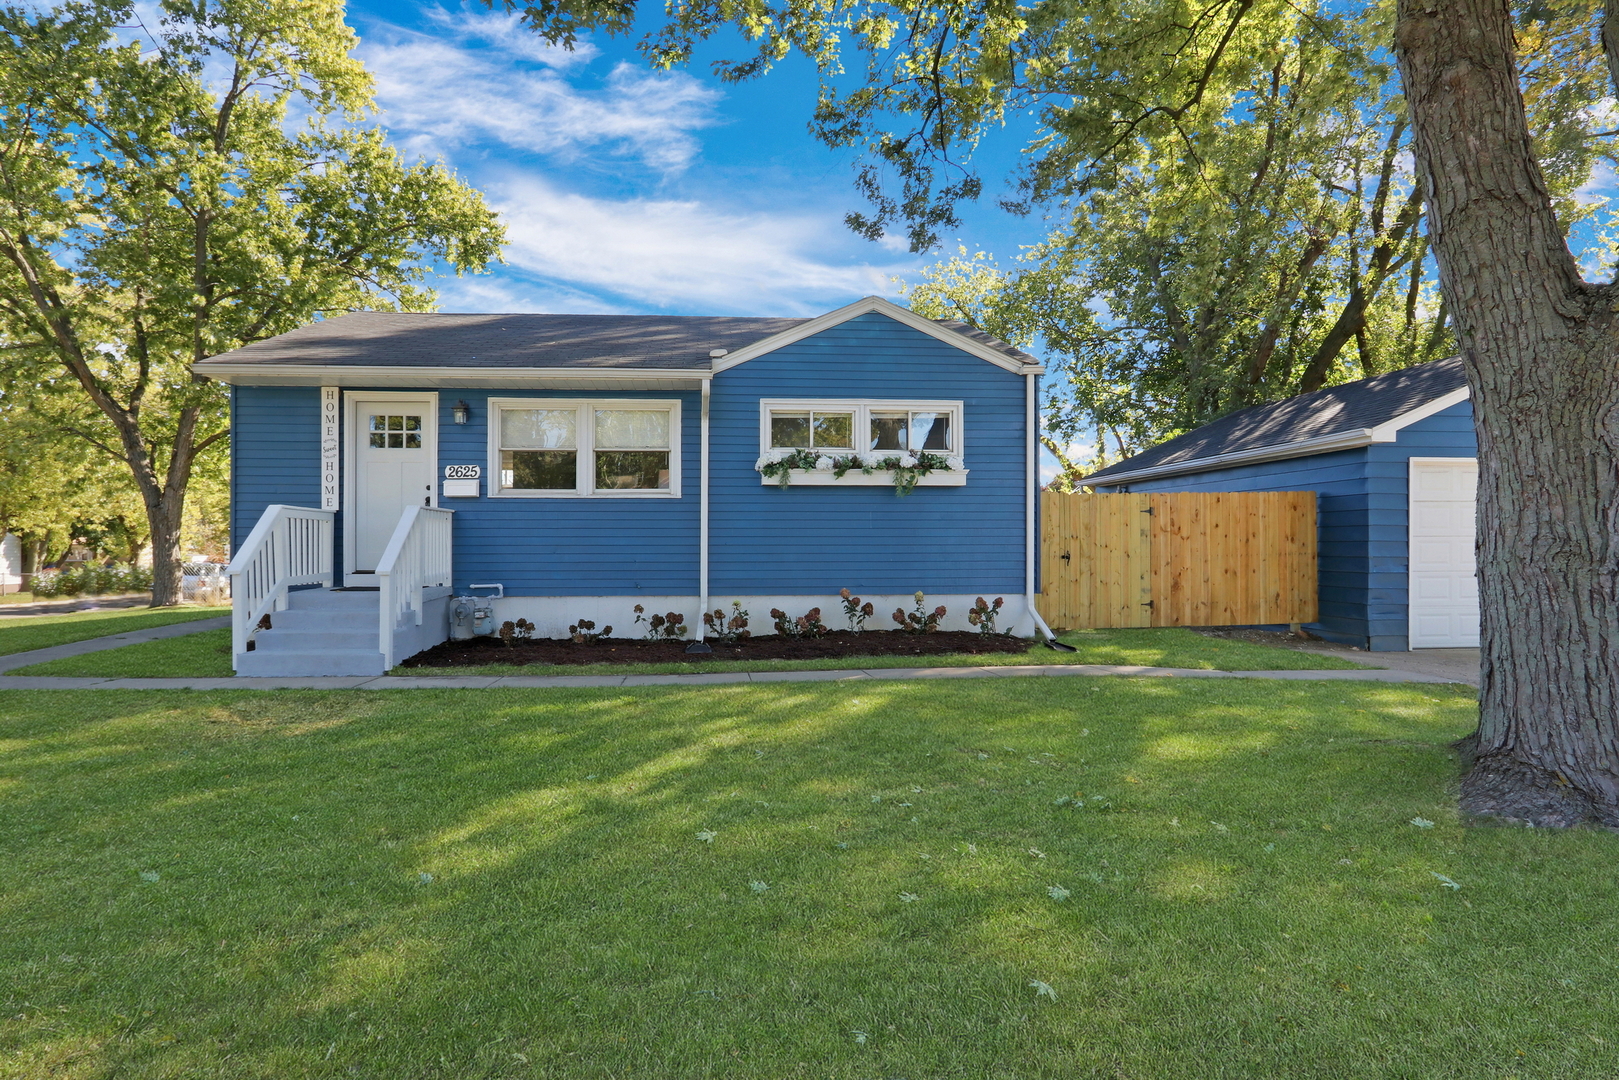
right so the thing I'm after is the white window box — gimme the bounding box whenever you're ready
[759,468,968,487]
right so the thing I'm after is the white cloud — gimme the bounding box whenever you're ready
[357,8,719,173]
[482,174,916,314]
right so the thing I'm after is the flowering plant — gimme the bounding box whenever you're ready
[755,447,957,495]
[893,590,947,634]
[703,600,752,643]
[839,587,875,631]
[770,605,828,638]
[966,596,1006,636]
[634,604,688,639]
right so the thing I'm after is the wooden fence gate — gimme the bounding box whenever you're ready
[1038,491,1317,629]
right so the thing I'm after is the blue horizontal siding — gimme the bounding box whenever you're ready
[710,312,1027,595]
[230,312,1029,600]
[438,389,701,596]
[1092,399,1476,649]
[231,385,324,556]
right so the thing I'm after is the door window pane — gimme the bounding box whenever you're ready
[595,451,670,490]
[870,414,908,452]
[911,412,950,451]
[596,409,670,448]
[501,408,576,449]
[812,412,852,448]
[771,413,811,448]
[369,414,422,449]
[502,450,577,490]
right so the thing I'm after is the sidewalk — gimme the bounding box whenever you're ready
[0,615,231,674]
[0,661,1464,690]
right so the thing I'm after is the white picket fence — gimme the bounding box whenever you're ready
[226,505,334,660]
[376,505,454,668]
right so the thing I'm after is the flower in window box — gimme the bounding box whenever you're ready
[899,453,918,469]
[814,455,835,471]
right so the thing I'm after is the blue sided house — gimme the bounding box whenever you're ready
[197,296,1052,676]
[1085,357,1476,652]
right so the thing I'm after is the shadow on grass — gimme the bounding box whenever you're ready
[2,680,1614,1079]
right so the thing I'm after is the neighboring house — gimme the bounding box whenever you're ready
[1085,357,1476,652]
[0,532,20,593]
[197,296,1051,676]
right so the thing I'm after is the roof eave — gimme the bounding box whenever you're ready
[191,363,714,389]
[1085,383,1473,487]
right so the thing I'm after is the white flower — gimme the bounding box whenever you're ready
[814,455,835,471]
[899,453,917,468]
[945,456,964,471]
[754,456,769,471]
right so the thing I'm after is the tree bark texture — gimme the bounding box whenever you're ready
[1397,0,1619,826]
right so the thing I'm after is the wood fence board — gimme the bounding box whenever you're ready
[1041,490,1316,628]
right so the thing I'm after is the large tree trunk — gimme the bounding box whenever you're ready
[1396,0,1619,826]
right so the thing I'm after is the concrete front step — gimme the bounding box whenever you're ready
[236,588,392,675]
[267,609,378,633]
[236,646,388,677]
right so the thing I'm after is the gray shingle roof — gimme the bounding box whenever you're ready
[1085,355,1469,484]
[192,309,1039,370]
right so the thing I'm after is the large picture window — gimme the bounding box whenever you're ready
[491,399,680,497]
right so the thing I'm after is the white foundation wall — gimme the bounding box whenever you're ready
[464,593,1039,640]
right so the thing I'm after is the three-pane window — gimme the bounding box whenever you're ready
[492,400,678,496]
[765,401,961,457]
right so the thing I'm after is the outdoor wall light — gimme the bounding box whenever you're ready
[452,400,471,425]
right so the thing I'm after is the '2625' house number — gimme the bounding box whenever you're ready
[444,465,481,480]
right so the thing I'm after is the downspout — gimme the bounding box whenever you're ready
[1027,369,1074,651]
[687,375,714,653]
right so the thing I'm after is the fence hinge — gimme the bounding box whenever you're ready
[1140,506,1155,516]
[1141,599,1154,609]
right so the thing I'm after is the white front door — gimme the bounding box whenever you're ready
[1408,458,1479,648]
[349,396,436,573]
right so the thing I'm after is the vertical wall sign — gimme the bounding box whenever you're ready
[320,387,340,511]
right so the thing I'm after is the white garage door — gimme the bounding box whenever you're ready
[1408,458,1479,648]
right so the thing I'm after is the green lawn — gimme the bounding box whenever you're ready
[0,606,227,658]
[6,625,1367,678]
[2,679,1613,1078]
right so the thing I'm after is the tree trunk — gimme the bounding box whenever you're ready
[1397,0,1619,826]
[144,485,187,607]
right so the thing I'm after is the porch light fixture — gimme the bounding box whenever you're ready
[452,400,471,425]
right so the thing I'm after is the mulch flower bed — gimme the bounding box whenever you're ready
[401,630,1034,668]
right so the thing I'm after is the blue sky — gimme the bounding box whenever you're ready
[343,2,1051,319]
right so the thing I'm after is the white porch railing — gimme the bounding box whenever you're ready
[226,505,334,663]
[376,505,454,668]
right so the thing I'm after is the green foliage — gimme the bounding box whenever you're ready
[0,0,504,600]
[495,0,1613,475]
[30,563,152,598]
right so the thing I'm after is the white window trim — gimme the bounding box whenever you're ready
[487,397,682,498]
[757,398,967,487]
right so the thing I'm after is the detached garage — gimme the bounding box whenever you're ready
[1086,357,1476,651]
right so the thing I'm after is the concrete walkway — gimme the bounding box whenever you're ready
[0,615,232,674]
[0,660,1464,690]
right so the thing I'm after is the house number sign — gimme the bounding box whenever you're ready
[444,464,481,479]
[319,387,340,511]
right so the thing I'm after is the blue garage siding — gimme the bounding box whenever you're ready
[1092,399,1475,651]
[1363,400,1476,648]
[709,312,1028,595]
[230,385,322,555]
[436,389,702,597]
